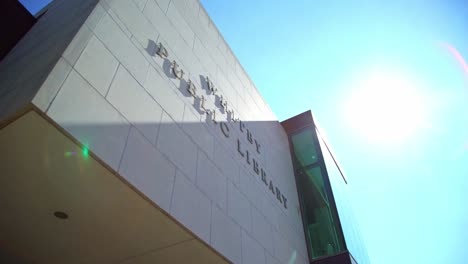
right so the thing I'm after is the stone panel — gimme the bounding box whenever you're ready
[239,168,263,212]
[193,37,218,81]
[133,0,148,11]
[143,0,179,49]
[47,70,130,170]
[156,112,198,180]
[94,12,149,84]
[227,182,252,233]
[196,150,227,211]
[74,35,119,96]
[105,0,159,48]
[119,127,176,212]
[242,230,266,264]
[265,252,281,264]
[166,1,195,47]
[154,0,170,13]
[106,65,163,143]
[211,204,242,264]
[171,170,211,243]
[252,207,275,256]
[214,143,240,186]
[182,107,214,159]
[143,66,185,123]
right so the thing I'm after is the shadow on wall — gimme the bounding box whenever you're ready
[57,115,291,212]
[42,109,304,261]
[41,39,296,225]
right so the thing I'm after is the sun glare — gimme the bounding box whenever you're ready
[344,69,427,144]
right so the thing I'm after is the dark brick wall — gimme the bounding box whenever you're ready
[0,0,36,61]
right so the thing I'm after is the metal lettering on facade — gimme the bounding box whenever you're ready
[156,43,288,209]
[171,60,184,79]
[156,42,168,58]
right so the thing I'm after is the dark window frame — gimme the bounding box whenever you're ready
[284,116,348,262]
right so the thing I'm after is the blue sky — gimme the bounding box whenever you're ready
[21,1,468,263]
[18,0,51,14]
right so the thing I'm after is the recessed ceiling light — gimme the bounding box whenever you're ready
[54,211,68,219]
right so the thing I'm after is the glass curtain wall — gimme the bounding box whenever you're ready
[290,127,347,260]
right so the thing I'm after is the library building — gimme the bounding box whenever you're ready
[0,0,369,263]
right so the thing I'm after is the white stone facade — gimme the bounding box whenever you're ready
[21,0,310,263]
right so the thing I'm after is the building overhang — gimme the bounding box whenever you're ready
[0,106,229,264]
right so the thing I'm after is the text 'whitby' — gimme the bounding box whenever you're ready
[157,42,287,209]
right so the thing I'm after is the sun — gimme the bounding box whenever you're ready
[344,69,427,144]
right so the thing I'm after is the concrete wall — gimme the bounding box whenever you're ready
[0,0,36,61]
[30,0,310,263]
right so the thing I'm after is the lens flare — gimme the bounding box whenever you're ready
[440,42,468,153]
[344,68,427,144]
[82,147,89,159]
[440,42,468,81]
[64,151,76,157]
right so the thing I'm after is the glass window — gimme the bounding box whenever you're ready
[291,129,318,166]
[291,128,346,260]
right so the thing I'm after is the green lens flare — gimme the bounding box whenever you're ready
[82,147,89,158]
